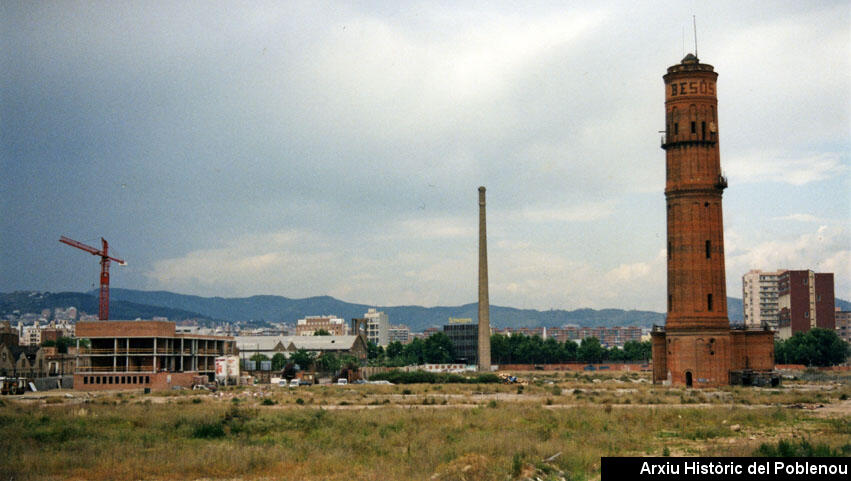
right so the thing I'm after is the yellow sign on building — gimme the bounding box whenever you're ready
[448,317,472,324]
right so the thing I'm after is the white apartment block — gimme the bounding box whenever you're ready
[20,324,42,346]
[47,320,76,338]
[742,269,782,329]
[364,308,389,347]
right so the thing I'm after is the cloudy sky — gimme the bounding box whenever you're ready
[2,1,849,312]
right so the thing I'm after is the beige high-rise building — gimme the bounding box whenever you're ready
[364,308,389,347]
[742,270,782,329]
[835,308,851,343]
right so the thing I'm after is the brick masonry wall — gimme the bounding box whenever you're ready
[663,330,732,387]
[74,371,199,391]
[76,321,176,338]
[815,273,835,329]
[782,271,810,333]
[652,332,667,382]
[730,330,774,371]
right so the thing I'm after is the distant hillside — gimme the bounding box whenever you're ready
[0,291,212,321]
[7,289,844,332]
[108,288,666,331]
[106,289,373,325]
[380,304,668,330]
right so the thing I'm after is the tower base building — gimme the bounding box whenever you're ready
[652,327,777,387]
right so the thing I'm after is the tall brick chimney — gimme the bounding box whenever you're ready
[653,54,733,387]
[652,54,777,388]
[662,53,729,331]
[477,186,491,372]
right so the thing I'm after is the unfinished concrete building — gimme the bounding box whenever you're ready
[74,320,235,391]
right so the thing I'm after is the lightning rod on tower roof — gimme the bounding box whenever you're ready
[693,15,698,60]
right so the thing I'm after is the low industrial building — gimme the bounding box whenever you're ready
[1,321,45,377]
[74,320,235,391]
[235,335,368,362]
[0,341,45,379]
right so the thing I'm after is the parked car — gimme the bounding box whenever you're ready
[289,379,300,387]
[337,378,348,385]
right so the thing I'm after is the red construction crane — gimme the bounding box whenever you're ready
[59,236,125,320]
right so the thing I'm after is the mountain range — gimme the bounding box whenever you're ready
[105,288,673,330]
[0,290,211,322]
[4,288,848,332]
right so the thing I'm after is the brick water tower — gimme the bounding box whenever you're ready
[651,54,776,387]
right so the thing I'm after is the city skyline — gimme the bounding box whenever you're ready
[2,2,849,311]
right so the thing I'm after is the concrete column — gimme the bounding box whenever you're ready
[477,186,491,372]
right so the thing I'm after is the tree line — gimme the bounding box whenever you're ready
[490,334,651,364]
[774,328,849,367]
[367,333,456,366]
[366,333,652,366]
[248,350,360,374]
[233,328,851,374]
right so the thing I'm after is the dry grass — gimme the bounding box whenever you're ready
[2,371,848,480]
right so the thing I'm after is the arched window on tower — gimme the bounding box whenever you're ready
[666,110,673,143]
[689,105,697,137]
[672,107,679,138]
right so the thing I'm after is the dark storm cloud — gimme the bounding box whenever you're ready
[2,1,848,309]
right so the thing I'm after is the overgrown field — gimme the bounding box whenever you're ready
[1,371,848,480]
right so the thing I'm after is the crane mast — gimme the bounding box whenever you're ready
[59,236,125,320]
